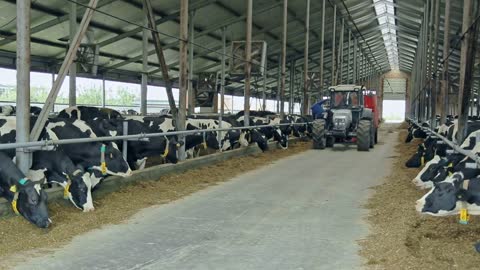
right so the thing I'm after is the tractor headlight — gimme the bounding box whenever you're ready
[334,117,347,129]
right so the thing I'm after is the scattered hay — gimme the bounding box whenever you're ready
[0,142,310,268]
[360,130,480,269]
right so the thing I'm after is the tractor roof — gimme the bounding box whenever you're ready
[328,85,366,92]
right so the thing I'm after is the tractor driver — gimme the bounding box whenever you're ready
[334,92,348,107]
[350,92,359,106]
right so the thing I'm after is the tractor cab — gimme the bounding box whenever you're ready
[328,85,366,133]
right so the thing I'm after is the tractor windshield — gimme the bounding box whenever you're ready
[331,91,360,109]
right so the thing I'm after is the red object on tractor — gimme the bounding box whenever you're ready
[363,92,379,128]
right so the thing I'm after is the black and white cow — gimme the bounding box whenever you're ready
[416,173,480,216]
[236,115,289,149]
[0,152,50,228]
[58,106,123,120]
[44,118,132,187]
[30,150,94,212]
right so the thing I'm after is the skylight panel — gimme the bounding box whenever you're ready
[373,0,399,70]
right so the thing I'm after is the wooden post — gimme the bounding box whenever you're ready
[456,0,478,143]
[303,0,310,116]
[143,0,177,117]
[30,0,99,142]
[280,0,288,118]
[244,0,253,126]
[178,0,188,161]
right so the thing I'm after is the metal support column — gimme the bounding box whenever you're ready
[188,10,195,115]
[338,19,344,84]
[347,29,351,84]
[353,39,357,84]
[303,0,310,116]
[244,0,253,126]
[178,0,188,161]
[319,0,325,98]
[16,0,31,173]
[69,1,77,107]
[276,54,281,113]
[331,5,337,86]
[289,61,295,114]
[440,0,451,124]
[140,3,148,115]
[280,0,288,118]
[102,77,106,108]
[218,27,226,151]
[457,0,478,143]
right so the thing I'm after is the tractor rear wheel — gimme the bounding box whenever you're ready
[312,119,326,149]
[357,120,371,151]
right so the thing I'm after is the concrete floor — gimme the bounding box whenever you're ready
[14,130,397,270]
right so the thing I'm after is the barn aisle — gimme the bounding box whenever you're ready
[14,127,398,270]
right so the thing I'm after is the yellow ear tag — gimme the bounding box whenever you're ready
[176,143,181,148]
[101,162,107,175]
[63,182,71,200]
[9,185,17,193]
[459,208,469,225]
[162,148,169,158]
[421,156,425,166]
[11,199,19,215]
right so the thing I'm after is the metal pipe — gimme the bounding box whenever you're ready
[178,0,188,161]
[319,0,325,98]
[280,0,288,118]
[0,122,310,151]
[141,2,148,115]
[16,0,31,174]
[188,10,195,115]
[30,0,99,142]
[303,0,310,116]
[331,5,336,85]
[244,0,253,127]
[69,1,77,107]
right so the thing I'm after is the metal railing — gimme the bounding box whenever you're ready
[407,118,480,165]
[0,122,310,152]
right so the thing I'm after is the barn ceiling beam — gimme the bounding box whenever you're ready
[0,0,118,47]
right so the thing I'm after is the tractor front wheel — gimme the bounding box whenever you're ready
[312,119,326,149]
[357,120,371,151]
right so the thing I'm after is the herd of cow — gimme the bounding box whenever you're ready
[404,116,480,217]
[0,105,312,228]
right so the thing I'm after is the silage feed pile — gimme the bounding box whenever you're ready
[0,141,310,269]
[360,128,480,269]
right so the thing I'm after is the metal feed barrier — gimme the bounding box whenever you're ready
[407,118,480,166]
[0,122,311,162]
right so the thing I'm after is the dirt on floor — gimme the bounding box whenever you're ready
[360,126,480,269]
[0,141,310,269]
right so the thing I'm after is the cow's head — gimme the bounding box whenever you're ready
[65,167,94,212]
[272,128,288,149]
[246,129,268,152]
[94,118,120,137]
[91,143,132,177]
[10,179,50,228]
[416,174,465,216]
[405,144,426,168]
[205,131,220,150]
[163,136,183,164]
